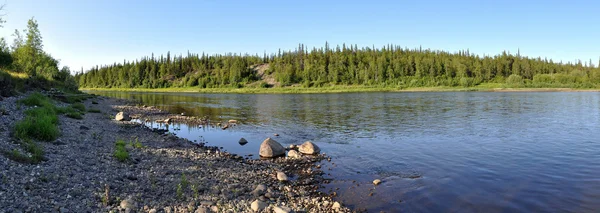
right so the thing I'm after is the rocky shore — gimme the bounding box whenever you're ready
[0,94,351,213]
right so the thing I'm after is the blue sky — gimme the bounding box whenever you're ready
[0,0,598,71]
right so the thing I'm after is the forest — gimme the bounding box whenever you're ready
[76,43,600,90]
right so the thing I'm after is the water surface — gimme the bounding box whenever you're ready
[88,91,600,212]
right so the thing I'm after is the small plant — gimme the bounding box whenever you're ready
[88,108,101,113]
[180,173,189,189]
[114,139,129,162]
[191,184,199,199]
[131,138,143,148]
[176,183,183,200]
[66,112,83,119]
[71,103,86,112]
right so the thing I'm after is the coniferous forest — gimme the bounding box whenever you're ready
[75,43,600,90]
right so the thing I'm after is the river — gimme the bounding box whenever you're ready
[87,91,600,212]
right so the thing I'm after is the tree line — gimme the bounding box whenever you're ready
[77,43,600,89]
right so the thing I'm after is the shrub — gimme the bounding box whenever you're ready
[506,74,524,86]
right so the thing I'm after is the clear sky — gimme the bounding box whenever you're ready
[0,0,598,72]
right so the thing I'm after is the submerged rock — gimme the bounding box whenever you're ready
[239,138,248,145]
[259,138,285,157]
[115,112,131,121]
[287,150,301,159]
[298,141,320,155]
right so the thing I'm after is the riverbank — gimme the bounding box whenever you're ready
[80,84,600,94]
[0,93,350,212]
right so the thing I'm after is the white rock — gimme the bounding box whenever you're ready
[251,200,267,212]
[119,197,137,210]
[276,171,288,182]
[332,201,341,210]
[287,150,301,159]
[373,179,382,185]
[115,112,131,121]
[298,141,320,155]
[274,206,292,213]
[259,138,285,157]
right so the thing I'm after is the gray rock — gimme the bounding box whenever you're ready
[298,141,320,155]
[195,207,209,213]
[200,200,215,206]
[250,200,267,212]
[276,172,288,182]
[251,184,266,197]
[148,209,157,213]
[115,112,131,121]
[259,138,285,158]
[287,150,301,159]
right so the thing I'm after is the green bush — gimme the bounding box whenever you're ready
[506,74,524,86]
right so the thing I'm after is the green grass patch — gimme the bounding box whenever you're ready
[88,108,101,113]
[130,138,143,149]
[18,92,53,107]
[65,112,83,119]
[71,103,86,112]
[114,139,129,162]
[14,114,59,141]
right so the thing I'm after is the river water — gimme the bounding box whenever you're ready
[87,91,600,212]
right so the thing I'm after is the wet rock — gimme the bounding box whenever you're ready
[373,179,382,185]
[298,141,320,155]
[250,200,267,212]
[228,119,237,123]
[287,150,301,159]
[274,133,279,136]
[277,171,288,182]
[259,138,285,158]
[165,118,172,123]
[273,206,292,213]
[239,138,248,145]
[115,112,131,121]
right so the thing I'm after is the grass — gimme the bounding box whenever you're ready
[130,138,143,149]
[71,103,86,112]
[65,112,83,119]
[114,139,129,162]
[88,108,101,113]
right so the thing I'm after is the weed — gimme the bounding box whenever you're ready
[131,138,143,148]
[14,116,59,141]
[176,183,183,200]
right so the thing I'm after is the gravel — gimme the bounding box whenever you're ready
[0,94,351,213]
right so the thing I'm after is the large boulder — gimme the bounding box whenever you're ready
[115,112,131,121]
[298,141,320,155]
[259,138,285,157]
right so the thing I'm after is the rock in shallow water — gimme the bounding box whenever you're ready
[259,138,285,157]
[298,141,320,155]
[239,138,248,145]
[373,179,382,185]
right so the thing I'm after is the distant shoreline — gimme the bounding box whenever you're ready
[80,86,600,94]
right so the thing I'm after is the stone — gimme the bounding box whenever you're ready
[79,125,89,130]
[165,118,172,123]
[210,206,218,212]
[200,200,215,206]
[298,141,320,155]
[195,207,209,213]
[119,197,137,210]
[373,179,382,185]
[289,144,297,149]
[251,184,267,197]
[115,112,131,121]
[273,206,292,213]
[274,133,279,136]
[250,200,266,212]
[276,171,288,182]
[239,138,248,145]
[287,150,301,159]
[149,209,157,213]
[259,138,285,158]
[332,202,341,210]
[228,119,238,123]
